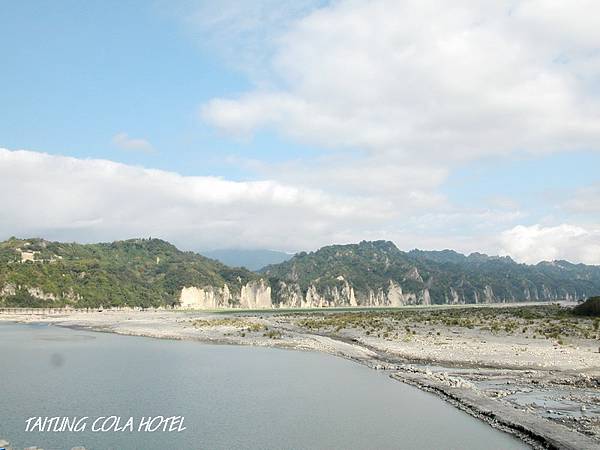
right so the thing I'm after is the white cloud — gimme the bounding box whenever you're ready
[499,224,600,264]
[3,148,597,264]
[228,153,449,207]
[0,148,386,252]
[514,0,600,48]
[111,132,155,153]
[201,0,600,161]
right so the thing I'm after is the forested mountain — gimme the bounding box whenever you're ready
[0,237,260,308]
[1,238,599,308]
[262,241,600,306]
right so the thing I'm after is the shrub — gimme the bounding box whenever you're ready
[573,297,600,317]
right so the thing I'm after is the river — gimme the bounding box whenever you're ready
[0,323,528,449]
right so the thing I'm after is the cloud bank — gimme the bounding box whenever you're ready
[0,148,383,251]
[500,224,600,265]
[2,147,599,263]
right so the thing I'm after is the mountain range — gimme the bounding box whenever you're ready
[1,237,599,309]
[263,241,600,307]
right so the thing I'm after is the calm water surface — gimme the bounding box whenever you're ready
[0,323,528,449]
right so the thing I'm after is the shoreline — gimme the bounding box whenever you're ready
[2,308,599,450]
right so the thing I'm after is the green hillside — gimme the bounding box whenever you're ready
[263,241,600,304]
[0,237,257,308]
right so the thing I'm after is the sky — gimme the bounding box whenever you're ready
[1,0,600,263]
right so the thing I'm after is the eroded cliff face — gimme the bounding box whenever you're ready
[179,279,271,309]
[179,285,232,309]
[178,277,432,309]
[240,279,272,309]
[177,261,592,309]
[298,277,358,308]
[0,283,63,303]
[177,276,591,309]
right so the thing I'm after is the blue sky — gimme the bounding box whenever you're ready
[1,1,599,263]
[1,1,251,177]
[0,0,327,179]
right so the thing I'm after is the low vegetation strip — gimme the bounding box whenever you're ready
[294,304,600,343]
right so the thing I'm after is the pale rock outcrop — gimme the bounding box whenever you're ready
[0,283,62,302]
[275,281,303,308]
[405,267,423,282]
[345,284,358,307]
[240,279,272,309]
[180,279,273,309]
[0,283,16,297]
[404,292,418,305]
[386,280,405,307]
[300,283,355,308]
[386,280,420,306]
[179,285,232,309]
[303,285,324,308]
[449,287,461,304]
[367,289,386,307]
[483,285,494,303]
[27,287,56,301]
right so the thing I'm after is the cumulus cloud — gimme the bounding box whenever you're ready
[201,0,600,161]
[111,132,155,153]
[499,224,600,264]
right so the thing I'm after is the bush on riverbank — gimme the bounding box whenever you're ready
[573,297,600,316]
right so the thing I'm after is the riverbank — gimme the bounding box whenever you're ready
[1,305,599,449]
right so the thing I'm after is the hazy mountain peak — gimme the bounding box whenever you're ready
[201,248,292,272]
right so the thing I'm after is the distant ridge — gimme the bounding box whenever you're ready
[201,248,292,271]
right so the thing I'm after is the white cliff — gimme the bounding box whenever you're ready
[240,279,272,309]
[177,277,584,310]
[179,284,232,309]
[180,279,273,309]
